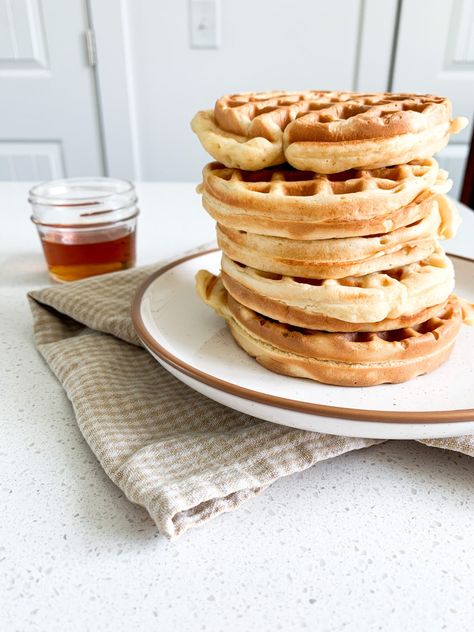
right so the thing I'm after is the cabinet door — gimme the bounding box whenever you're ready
[0,0,103,180]
[392,0,474,197]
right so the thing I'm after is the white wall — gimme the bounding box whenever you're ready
[93,0,472,191]
[123,0,365,181]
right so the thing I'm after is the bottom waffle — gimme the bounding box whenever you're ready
[196,270,463,387]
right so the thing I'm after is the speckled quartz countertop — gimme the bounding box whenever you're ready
[1,183,474,632]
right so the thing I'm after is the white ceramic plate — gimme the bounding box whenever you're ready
[132,249,474,439]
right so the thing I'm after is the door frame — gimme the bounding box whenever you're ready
[88,0,139,179]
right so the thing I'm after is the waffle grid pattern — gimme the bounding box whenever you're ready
[205,160,442,199]
[215,91,447,139]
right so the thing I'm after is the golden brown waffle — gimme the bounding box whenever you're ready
[195,271,463,387]
[201,160,453,239]
[216,200,457,279]
[191,91,467,172]
[220,250,455,330]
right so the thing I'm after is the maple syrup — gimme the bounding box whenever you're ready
[30,178,138,282]
[40,226,136,283]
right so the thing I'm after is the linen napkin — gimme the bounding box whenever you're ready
[28,256,474,539]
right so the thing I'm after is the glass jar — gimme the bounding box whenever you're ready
[29,177,138,282]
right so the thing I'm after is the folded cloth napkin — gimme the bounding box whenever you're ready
[28,255,474,539]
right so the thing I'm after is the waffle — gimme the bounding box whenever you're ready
[195,271,463,387]
[191,91,467,172]
[200,160,452,239]
[220,249,454,330]
[216,200,457,279]
[196,271,462,385]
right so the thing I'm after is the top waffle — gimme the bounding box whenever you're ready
[191,91,468,172]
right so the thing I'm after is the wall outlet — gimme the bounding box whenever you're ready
[189,0,220,49]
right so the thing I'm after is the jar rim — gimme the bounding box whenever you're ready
[28,177,136,206]
[31,207,139,228]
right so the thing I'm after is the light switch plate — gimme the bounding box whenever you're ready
[189,0,220,49]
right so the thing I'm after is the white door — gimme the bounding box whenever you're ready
[392,0,474,198]
[0,0,103,180]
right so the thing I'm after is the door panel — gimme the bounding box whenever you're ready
[451,0,474,66]
[0,141,62,180]
[0,0,48,71]
[0,0,103,180]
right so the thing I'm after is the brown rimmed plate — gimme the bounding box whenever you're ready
[132,249,474,439]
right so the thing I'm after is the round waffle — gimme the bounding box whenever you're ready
[220,250,455,330]
[201,160,452,239]
[195,271,463,387]
[216,201,456,279]
[191,91,467,172]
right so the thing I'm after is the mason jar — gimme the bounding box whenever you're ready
[29,177,138,282]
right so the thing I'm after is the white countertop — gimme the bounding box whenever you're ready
[1,182,474,632]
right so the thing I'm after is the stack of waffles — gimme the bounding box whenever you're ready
[191,91,471,386]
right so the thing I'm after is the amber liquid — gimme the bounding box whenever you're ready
[40,228,136,282]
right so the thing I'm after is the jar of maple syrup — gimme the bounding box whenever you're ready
[29,177,138,282]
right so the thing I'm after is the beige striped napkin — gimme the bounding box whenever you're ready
[28,259,474,539]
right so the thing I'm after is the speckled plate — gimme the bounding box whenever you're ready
[132,249,474,440]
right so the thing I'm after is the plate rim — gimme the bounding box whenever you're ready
[131,248,474,424]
